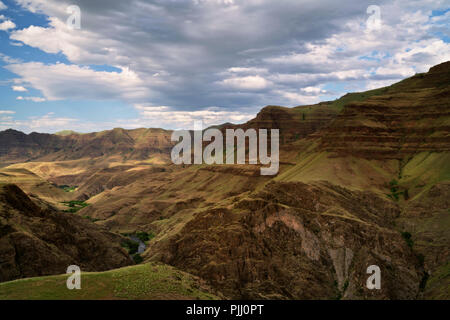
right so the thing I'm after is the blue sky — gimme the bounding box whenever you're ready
[0,0,448,133]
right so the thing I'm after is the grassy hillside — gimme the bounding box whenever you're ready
[0,263,220,300]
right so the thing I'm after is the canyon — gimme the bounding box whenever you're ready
[0,61,448,300]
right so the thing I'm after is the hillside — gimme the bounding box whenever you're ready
[0,61,448,300]
[146,181,422,299]
[318,61,450,159]
[0,128,173,167]
[0,184,132,282]
[0,263,220,300]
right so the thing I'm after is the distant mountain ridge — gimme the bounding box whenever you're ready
[2,61,448,167]
[0,127,174,166]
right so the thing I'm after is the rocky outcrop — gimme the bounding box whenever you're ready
[222,103,339,145]
[147,181,422,299]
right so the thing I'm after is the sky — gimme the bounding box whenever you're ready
[0,0,448,133]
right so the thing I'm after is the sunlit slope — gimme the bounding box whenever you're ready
[0,167,71,206]
[276,62,450,194]
[79,164,272,233]
[0,263,220,300]
[318,62,450,159]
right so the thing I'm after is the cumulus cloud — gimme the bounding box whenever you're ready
[219,76,271,91]
[134,104,254,129]
[7,62,151,102]
[3,0,450,121]
[0,53,21,64]
[12,85,27,92]
[0,112,79,133]
[0,1,6,11]
[0,106,254,133]
[0,20,15,31]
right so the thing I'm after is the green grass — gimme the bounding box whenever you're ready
[400,152,450,201]
[135,231,155,243]
[326,87,389,112]
[61,200,89,213]
[0,263,219,300]
[58,185,78,192]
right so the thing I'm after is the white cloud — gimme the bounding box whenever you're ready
[12,85,28,92]
[0,53,21,64]
[0,20,15,31]
[16,96,46,102]
[274,90,323,106]
[364,79,400,91]
[10,17,129,65]
[27,113,75,129]
[301,87,328,95]
[7,62,151,102]
[0,106,254,133]
[389,39,450,72]
[0,113,78,133]
[0,1,6,11]
[0,111,77,133]
[134,104,254,129]
[227,67,268,74]
[220,76,271,90]
[3,0,449,116]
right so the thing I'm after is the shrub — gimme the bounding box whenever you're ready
[387,179,407,201]
[403,189,410,200]
[133,253,143,264]
[136,231,155,242]
[83,216,100,223]
[61,200,89,213]
[401,231,414,248]
[419,272,429,291]
[343,280,349,292]
[121,239,139,255]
